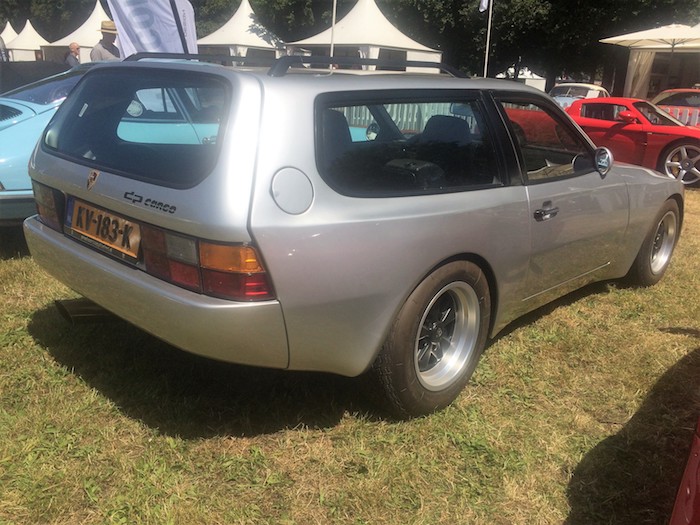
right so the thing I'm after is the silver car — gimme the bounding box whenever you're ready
[23,57,684,417]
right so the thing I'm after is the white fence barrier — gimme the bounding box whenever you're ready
[659,105,700,127]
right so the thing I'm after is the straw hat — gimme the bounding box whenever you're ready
[99,20,117,34]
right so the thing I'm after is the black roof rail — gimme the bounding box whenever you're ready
[267,55,466,78]
[122,53,466,78]
[123,52,274,65]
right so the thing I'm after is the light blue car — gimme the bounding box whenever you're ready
[0,65,91,225]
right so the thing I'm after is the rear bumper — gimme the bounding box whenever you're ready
[23,216,290,368]
[0,190,35,225]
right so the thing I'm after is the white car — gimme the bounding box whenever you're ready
[549,82,611,108]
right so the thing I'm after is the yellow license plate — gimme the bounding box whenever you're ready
[68,199,141,261]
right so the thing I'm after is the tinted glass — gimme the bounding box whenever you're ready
[499,99,592,181]
[317,97,499,196]
[580,103,629,121]
[658,91,700,107]
[43,69,228,187]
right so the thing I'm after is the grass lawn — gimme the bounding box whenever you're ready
[1,189,698,524]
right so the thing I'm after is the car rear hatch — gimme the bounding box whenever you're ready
[29,62,273,302]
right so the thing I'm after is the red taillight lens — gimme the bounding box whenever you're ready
[140,225,273,301]
[200,242,274,301]
[32,181,63,231]
[202,269,274,300]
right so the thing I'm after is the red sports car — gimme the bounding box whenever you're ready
[565,97,700,185]
[670,417,700,525]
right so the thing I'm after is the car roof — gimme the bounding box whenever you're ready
[574,96,645,104]
[657,87,700,94]
[553,82,607,89]
[87,56,549,97]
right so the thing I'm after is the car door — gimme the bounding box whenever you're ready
[571,101,647,165]
[496,95,629,306]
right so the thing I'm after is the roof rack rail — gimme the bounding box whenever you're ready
[267,56,465,78]
[123,52,273,65]
[122,53,466,79]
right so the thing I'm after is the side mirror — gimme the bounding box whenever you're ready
[366,122,379,141]
[594,147,614,177]
[617,111,638,124]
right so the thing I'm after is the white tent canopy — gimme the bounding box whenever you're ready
[288,0,441,69]
[1,21,18,43]
[601,23,700,98]
[6,20,49,61]
[198,0,282,58]
[600,24,700,51]
[44,0,112,64]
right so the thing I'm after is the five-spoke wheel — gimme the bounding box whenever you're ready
[659,142,700,185]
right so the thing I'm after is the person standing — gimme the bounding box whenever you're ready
[0,36,8,62]
[65,42,80,66]
[90,21,120,61]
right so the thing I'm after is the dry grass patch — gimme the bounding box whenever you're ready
[0,190,698,524]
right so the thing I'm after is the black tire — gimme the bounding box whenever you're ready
[372,261,490,418]
[657,141,700,185]
[626,199,680,287]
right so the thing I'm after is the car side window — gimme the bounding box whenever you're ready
[498,98,592,182]
[580,103,628,121]
[317,97,499,196]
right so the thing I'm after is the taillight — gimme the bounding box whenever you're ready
[140,224,274,301]
[200,243,274,300]
[32,181,64,231]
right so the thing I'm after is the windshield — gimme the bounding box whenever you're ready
[3,69,87,106]
[550,85,605,99]
[633,101,683,126]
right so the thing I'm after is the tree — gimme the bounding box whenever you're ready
[1,0,699,84]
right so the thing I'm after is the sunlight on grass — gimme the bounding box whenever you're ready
[0,190,698,524]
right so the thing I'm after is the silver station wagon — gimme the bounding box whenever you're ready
[24,56,684,417]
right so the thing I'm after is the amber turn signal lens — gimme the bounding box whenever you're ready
[199,243,265,273]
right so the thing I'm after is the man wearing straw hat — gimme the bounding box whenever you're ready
[90,20,121,61]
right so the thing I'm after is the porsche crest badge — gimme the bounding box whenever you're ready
[87,169,100,191]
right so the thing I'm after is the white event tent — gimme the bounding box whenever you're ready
[5,20,49,61]
[600,22,700,98]
[287,0,441,71]
[197,0,283,60]
[42,0,112,64]
[1,21,18,44]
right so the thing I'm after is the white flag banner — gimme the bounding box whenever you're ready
[107,0,198,57]
[479,0,489,12]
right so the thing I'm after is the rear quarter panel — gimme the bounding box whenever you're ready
[248,81,532,376]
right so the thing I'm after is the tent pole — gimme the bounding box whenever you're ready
[483,0,493,77]
[330,0,337,61]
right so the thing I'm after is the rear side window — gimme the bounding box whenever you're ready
[316,96,499,196]
[43,69,228,188]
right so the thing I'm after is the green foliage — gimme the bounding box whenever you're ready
[1,0,700,97]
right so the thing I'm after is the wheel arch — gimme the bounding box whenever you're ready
[669,193,685,231]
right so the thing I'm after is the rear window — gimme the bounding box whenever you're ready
[42,68,228,188]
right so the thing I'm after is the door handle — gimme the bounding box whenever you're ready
[534,201,559,222]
